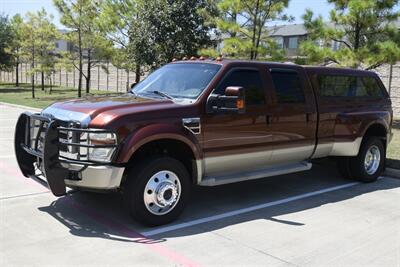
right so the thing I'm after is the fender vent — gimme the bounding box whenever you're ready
[182,118,201,134]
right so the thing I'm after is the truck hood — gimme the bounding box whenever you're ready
[41,94,176,127]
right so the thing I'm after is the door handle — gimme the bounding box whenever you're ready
[306,112,312,122]
[266,113,272,125]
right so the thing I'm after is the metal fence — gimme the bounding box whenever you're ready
[1,61,399,116]
[0,62,140,93]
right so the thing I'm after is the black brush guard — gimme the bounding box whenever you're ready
[14,112,118,196]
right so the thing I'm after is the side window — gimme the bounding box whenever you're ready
[270,69,305,103]
[215,69,265,105]
[318,75,356,97]
[318,75,384,97]
[360,77,384,97]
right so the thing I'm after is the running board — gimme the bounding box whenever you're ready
[199,161,312,186]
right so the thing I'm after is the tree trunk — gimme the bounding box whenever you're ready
[78,29,82,98]
[250,0,260,60]
[31,48,35,99]
[388,64,393,96]
[126,69,129,92]
[254,17,265,60]
[49,75,52,95]
[86,49,91,94]
[15,60,19,87]
[135,64,140,83]
[41,71,45,91]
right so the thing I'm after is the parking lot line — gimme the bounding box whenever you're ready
[141,181,361,237]
[0,155,15,159]
[1,191,50,200]
[0,161,201,267]
[64,198,202,267]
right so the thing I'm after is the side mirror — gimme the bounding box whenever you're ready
[206,86,246,114]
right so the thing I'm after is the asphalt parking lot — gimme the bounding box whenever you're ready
[1,103,400,267]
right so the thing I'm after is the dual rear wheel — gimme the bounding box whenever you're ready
[338,136,385,182]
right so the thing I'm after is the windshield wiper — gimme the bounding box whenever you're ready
[152,90,174,100]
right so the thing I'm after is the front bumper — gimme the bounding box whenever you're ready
[14,112,124,196]
[63,164,125,189]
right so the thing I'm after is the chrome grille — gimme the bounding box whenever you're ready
[58,122,90,161]
[29,118,48,153]
[23,113,118,165]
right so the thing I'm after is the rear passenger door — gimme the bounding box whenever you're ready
[266,67,317,165]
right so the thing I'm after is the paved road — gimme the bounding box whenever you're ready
[1,103,400,267]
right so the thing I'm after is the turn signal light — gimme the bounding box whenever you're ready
[236,99,244,109]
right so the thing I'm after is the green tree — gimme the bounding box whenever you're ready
[35,9,59,91]
[20,12,41,98]
[0,14,14,71]
[8,14,23,86]
[143,0,216,65]
[211,0,291,60]
[300,0,400,69]
[19,10,58,98]
[100,0,215,82]
[55,0,115,95]
[100,0,158,83]
[84,33,114,92]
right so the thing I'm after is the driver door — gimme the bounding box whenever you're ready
[201,66,273,177]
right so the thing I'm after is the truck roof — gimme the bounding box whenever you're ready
[171,59,378,77]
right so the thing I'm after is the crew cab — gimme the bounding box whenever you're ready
[15,59,393,226]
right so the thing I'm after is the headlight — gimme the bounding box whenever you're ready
[88,132,117,162]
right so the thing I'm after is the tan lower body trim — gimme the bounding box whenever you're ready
[312,137,363,158]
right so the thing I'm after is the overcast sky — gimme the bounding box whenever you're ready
[0,0,398,29]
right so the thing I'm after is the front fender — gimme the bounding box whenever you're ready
[115,123,202,164]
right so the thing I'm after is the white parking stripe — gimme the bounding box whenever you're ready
[0,155,14,159]
[141,181,361,236]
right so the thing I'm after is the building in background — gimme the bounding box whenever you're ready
[54,29,74,54]
[213,20,400,59]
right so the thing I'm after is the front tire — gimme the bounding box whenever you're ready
[124,156,191,226]
[337,136,385,182]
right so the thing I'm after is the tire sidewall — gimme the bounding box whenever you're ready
[125,156,191,226]
[352,137,385,182]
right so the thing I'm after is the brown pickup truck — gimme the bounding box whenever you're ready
[15,59,393,226]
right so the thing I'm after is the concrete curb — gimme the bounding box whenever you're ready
[0,102,41,112]
[384,168,400,179]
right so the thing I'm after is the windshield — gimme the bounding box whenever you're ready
[132,63,221,99]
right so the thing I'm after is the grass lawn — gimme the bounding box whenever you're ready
[0,83,123,109]
[1,82,399,169]
[387,118,400,169]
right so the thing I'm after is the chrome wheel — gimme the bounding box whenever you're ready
[364,145,381,175]
[143,170,181,216]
